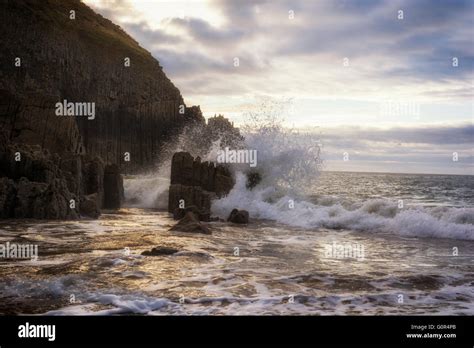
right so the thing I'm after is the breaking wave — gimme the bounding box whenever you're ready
[212,173,474,240]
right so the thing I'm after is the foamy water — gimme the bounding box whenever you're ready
[0,207,473,315]
[0,171,472,315]
[212,171,474,241]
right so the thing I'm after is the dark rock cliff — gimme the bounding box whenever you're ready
[0,0,204,219]
[0,0,203,170]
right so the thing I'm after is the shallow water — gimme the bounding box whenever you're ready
[0,208,473,315]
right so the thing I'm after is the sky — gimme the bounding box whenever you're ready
[83,0,473,175]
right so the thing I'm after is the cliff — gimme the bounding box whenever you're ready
[0,0,203,171]
[0,0,203,219]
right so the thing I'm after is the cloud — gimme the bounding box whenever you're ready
[321,124,474,145]
[84,0,473,102]
[319,124,474,174]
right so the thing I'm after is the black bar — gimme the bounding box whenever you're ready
[0,316,472,346]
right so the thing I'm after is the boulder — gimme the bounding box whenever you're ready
[80,193,101,218]
[173,205,210,222]
[141,246,179,256]
[170,211,211,234]
[227,209,249,224]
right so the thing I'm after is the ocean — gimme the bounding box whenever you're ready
[0,171,472,315]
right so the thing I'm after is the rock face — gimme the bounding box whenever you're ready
[103,164,124,209]
[0,0,204,172]
[168,152,234,221]
[0,0,203,219]
[0,143,120,219]
[227,209,249,224]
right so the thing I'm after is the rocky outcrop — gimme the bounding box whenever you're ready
[0,143,122,219]
[169,212,211,234]
[0,0,204,172]
[227,209,249,224]
[168,152,234,221]
[0,0,204,219]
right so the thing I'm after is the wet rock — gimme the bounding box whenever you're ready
[14,177,48,218]
[227,209,249,224]
[215,170,234,197]
[170,212,211,234]
[103,164,124,209]
[168,152,233,221]
[168,184,214,221]
[141,246,179,256]
[80,193,101,219]
[170,152,194,186]
[246,171,262,190]
[83,156,104,206]
[0,177,16,218]
[173,205,210,221]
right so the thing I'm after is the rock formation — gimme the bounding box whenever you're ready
[168,152,234,221]
[169,211,211,234]
[0,0,204,219]
[227,209,249,224]
[141,246,179,256]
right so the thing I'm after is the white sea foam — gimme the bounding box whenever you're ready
[123,175,169,209]
[212,172,474,240]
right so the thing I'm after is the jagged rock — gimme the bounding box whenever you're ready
[14,177,48,218]
[227,209,249,224]
[103,164,124,209]
[41,178,78,219]
[0,1,205,172]
[80,193,101,219]
[13,177,77,219]
[141,246,179,256]
[214,166,234,197]
[60,153,82,196]
[168,184,214,220]
[0,144,87,219]
[0,177,16,218]
[170,152,194,186]
[168,152,234,221]
[173,205,210,222]
[83,157,104,206]
[170,212,211,234]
